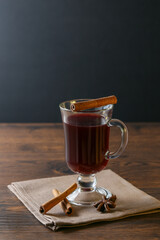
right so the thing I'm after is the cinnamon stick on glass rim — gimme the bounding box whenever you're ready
[39,183,77,214]
[71,95,117,112]
[52,189,73,215]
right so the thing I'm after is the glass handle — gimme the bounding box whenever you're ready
[105,119,128,160]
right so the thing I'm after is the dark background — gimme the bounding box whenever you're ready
[0,0,159,122]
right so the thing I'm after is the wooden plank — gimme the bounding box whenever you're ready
[0,123,159,239]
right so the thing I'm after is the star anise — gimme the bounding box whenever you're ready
[93,194,117,213]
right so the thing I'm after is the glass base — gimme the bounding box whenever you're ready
[67,174,112,206]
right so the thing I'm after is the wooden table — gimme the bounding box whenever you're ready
[0,123,159,240]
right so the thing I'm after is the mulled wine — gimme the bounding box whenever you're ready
[63,113,110,174]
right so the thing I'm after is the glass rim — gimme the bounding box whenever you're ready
[59,99,113,113]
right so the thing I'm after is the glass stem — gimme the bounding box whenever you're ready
[77,174,97,192]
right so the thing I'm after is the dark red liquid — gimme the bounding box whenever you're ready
[63,113,110,174]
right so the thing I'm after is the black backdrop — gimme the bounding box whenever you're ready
[0,0,159,122]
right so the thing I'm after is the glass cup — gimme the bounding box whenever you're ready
[59,99,128,206]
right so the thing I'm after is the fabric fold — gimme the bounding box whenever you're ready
[8,169,160,231]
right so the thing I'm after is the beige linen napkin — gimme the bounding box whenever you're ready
[8,169,160,231]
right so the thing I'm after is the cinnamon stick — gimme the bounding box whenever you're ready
[52,189,73,215]
[71,95,117,112]
[39,183,77,214]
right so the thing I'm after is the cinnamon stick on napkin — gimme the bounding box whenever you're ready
[8,170,160,231]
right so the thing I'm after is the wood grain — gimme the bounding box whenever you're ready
[0,123,160,240]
